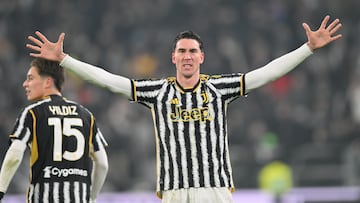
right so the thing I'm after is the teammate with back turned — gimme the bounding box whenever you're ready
[0,58,108,203]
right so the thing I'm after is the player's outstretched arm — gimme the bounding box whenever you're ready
[26,31,133,99]
[245,15,342,93]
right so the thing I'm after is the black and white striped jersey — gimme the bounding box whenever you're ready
[9,95,107,203]
[132,73,245,195]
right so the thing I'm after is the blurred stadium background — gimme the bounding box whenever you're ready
[1,0,360,202]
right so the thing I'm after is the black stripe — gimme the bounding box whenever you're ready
[193,89,204,187]
[182,94,194,188]
[162,85,174,190]
[69,182,75,202]
[136,83,163,92]
[154,101,165,191]
[221,105,231,187]
[48,182,53,203]
[214,94,225,186]
[205,87,216,187]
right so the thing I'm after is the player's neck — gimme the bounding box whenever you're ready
[44,89,62,98]
[176,74,199,89]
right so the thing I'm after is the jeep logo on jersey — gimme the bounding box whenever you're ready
[43,166,88,178]
[170,106,212,122]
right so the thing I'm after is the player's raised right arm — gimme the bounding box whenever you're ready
[26,31,133,99]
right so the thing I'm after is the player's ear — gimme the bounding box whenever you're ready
[200,52,204,64]
[171,52,176,64]
[44,76,54,89]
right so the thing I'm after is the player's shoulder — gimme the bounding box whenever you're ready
[62,97,93,116]
[208,73,244,80]
[22,97,53,112]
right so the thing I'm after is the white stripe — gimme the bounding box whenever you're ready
[53,182,59,203]
[219,87,241,96]
[136,79,165,87]
[74,181,80,203]
[34,183,39,203]
[82,183,87,203]
[166,88,179,188]
[96,130,108,147]
[28,184,34,203]
[64,181,70,203]
[43,183,49,203]
[210,75,240,84]
[137,89,160,98]
[24,128,31,148]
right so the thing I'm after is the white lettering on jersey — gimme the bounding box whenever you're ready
[43,166,88,178]
[48,106,78,116]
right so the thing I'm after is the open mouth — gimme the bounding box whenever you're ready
[183,64,193,68]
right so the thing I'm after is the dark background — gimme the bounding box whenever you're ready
[1,0,360,195]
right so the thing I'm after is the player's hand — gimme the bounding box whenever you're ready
[26,31,67,63]
[89,198,96,203]
[303,15,342,52]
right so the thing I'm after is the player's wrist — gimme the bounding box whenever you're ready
[0,191,5,200]
[306,42,315,53]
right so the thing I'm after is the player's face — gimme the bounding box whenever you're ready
[23,66,48,101]
[172,39,204,80]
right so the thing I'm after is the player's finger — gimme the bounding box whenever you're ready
[29,52,41,57]
[330,34,342,42]
[302,23,312,34]
[326,18,340,31]
[28,35,43,46]
[26,44,41,52]
[330,23,342,35]
[320,15,330,29]
[57,32,65,44]
[35,31,50,43]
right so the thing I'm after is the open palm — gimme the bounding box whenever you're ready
[26,31,66,62]
[303,15,342,51]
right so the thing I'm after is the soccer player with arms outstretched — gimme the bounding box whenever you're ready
[26,16,341,203]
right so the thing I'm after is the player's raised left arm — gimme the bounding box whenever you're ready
[245,15,342,93]
[27,31,133,99]
[304,15,342,52]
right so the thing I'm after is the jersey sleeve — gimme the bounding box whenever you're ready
[90,119,108,152]
[60,55,133,99]
[131,78,167,108]
[209,73,246,103]
[9,108,34,145]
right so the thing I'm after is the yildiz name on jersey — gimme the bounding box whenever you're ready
[43,166,88,178]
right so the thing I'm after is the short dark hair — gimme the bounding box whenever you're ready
[31,58,64,92]
[172,30,204,52]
